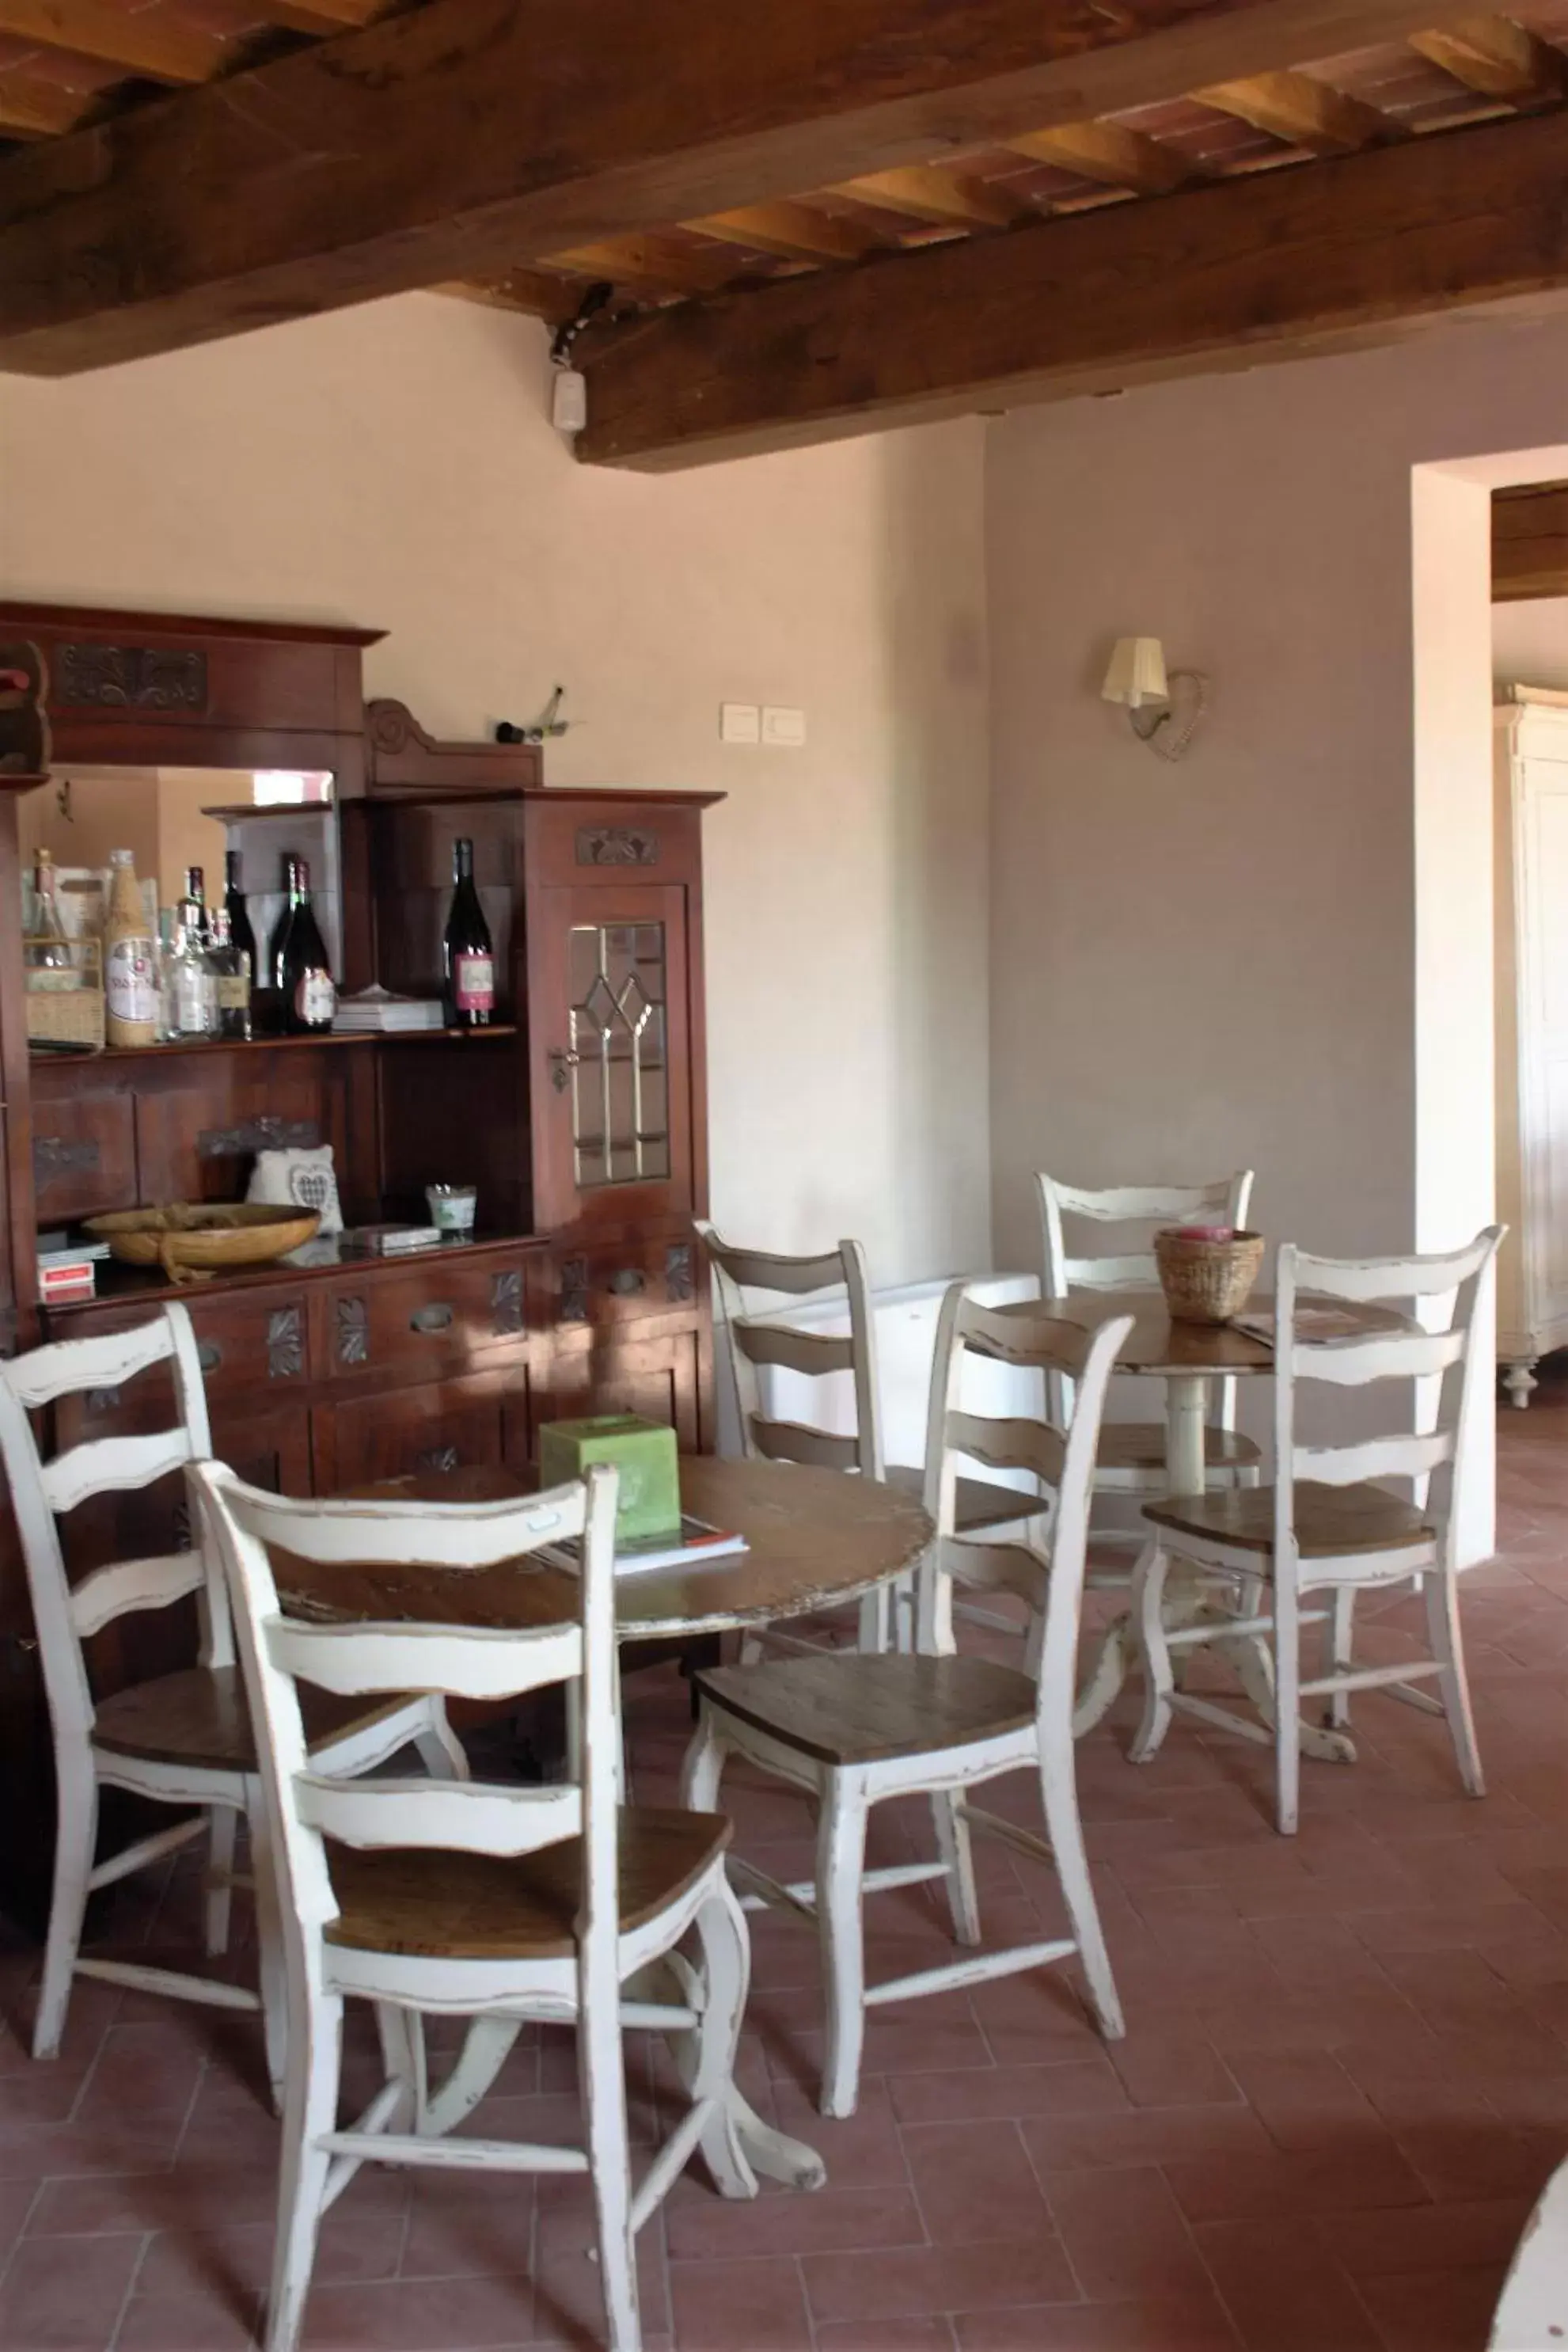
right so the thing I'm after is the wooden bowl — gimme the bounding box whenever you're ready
[85,1203,321,1285]
[1154,1228,1266,1325]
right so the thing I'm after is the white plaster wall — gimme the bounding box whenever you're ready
[985,317,1568,1560]
[0,294,993,1289]
[1495,598,1568,690]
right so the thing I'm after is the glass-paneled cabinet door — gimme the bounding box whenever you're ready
[530,883,694,1228]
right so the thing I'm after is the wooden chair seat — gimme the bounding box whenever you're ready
[1144,1480,1434,1559]
[91,1665,412,1776]
[323,1807,731,1960]
[1099,1424,1260,1476]
[884,1465,1042,1529]
[697,1652,1038,1767]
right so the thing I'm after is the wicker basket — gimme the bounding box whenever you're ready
[25,936,104,1051]
[85,1203,321,1285]
[1154,1228,1265,1325]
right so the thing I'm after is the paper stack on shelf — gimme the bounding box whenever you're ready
[333,987,445,1034]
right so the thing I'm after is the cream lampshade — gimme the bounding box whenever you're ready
[1101,637,1169,710]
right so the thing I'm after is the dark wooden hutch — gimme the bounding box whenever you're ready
[0,601,718,1925]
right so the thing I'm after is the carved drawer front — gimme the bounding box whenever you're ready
[551,1237,698,1332]
[325,1256,530,1381]
[187,1292,312,1404]
[324,1381,508,1488]
[31,1092,136,1225]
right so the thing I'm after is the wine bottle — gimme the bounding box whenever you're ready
[277,856,336,1034]
[178,865,208,946]
[442,837,495,1028]
[207,907,252,1042]
[261,853,297,1037]
[224,849,256,974]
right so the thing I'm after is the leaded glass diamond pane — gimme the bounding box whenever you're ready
[567,920,670,1187]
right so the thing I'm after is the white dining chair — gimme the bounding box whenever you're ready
[681,1284,1129,2118]
[1037,1169,1262,1503]
[1491,2148,1568,2347]
[0,1305,464,2076]
[1129,1226,1503,1833]
[700,1225,1035,1657]
[196,1457,757,2352]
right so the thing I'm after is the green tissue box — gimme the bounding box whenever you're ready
[537,1413,680,1544]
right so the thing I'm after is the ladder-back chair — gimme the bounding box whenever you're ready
[683,1286,1129,2118]
[1129,1226,1503,1834]
[701,1225,1035,1656]
[0,1305,463,2070]
[1038,1170,1261,1499]
[196,1459,757,2352]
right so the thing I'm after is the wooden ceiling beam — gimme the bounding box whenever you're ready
[1410,14,1567,105]
[434,272,586,329]
[687,202,890,264]
[0,73,84,135]
[1002,120,1199,194]
[1494,483,1568,600]
[1196,67,1399,151]
[0,0,1467,374]
[574,107,1568,469]
[0,0,223,83]
[548,235,742,298]
[831,164,1033,230]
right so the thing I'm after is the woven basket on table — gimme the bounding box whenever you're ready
[1154,1228,1265,1325]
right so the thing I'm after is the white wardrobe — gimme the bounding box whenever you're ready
[1496,690,1568,1404]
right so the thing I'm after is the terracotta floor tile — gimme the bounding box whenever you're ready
[1316,2195,1532,2279]
[1107,2035,1241,2110]
[887,2057,1128,2126]
[666,2179,924,2260]
[954,2293,1243,2350]
[1191,2217,1385,2352]
[115,2286,263,2351]
[300,2271,537,2350]
[1043,2164,1214,2300]
[1222,2049,1383,2151]
[1354,2263,1509,2352]
[816,2320,956,2352]
[802,2239,1080,2324]
[901,2119,1055,2245]
[1164,2135,1432,2224]
[666,2255,812,2351]
[0,2231,144,2351]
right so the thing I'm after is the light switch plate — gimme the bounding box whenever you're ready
[762,705,807,747]
[720,702,761,744]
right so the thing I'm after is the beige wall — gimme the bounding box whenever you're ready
[0,294,992,1286]
[985,316,1568,1278]
[1496,598,1568,690]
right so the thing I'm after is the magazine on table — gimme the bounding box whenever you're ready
[542,1512,749,1578]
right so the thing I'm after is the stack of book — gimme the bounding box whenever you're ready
[333,988,445,1035]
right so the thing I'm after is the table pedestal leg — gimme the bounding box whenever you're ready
[427,1982,827,2194]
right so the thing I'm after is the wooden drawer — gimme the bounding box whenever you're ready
[322,1253,530,1381]
[535,1328,702,1453]
[549,1235,699,1334]
[186,1289,313,1406]
[319,1377,511,1488]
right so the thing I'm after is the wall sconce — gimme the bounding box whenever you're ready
[1101,636,1209,762]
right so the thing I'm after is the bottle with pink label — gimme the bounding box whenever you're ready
[442,836,495,1028]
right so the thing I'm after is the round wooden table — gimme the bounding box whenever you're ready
[278,1454,933,1643]
[277,1456,934,2196]
[1005,1290,1407,1757]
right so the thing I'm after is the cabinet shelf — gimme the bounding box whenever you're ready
[30,1024,518,1069]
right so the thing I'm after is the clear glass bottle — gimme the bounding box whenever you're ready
[166,915,217,1039]
[104,849,158,1048]
[207,906,252,1041]
[30,849,72,974]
